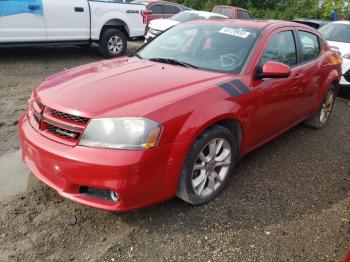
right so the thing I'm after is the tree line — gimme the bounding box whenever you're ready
[170,0,350,20]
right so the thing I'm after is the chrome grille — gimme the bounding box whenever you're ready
[49,109,89,123]
[47,124,80,140]
[33,114,40,124]
[37,101,45,110]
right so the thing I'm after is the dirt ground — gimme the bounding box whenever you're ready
[0,43,349,262]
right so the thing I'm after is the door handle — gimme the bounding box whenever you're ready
[28,4,41,11]
[293,73,304,80]
[74,7,84,12]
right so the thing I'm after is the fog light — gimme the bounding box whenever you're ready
[110,191,119,202]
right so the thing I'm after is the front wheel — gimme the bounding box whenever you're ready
[99,29,127,58]
[304,85,336,129]
[177,125,237,205]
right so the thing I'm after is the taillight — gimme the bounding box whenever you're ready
[329,52,343,65]
[141,10,151,24]
[343,53,350,59]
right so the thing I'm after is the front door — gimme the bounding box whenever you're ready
[0,0,47,42]
[248,29,304,147]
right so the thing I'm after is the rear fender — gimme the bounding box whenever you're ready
[312,68,340,114]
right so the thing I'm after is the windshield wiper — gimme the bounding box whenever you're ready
[149,58,198,69]
[128,52,142,59]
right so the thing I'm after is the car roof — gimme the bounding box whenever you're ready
[213,5,248,11]
[181,10,228,18]
[186,19,311,30]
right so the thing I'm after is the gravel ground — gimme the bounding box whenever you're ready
[0,43,349,262]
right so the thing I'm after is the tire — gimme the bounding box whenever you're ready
[99,28,127,58]
[304,85,336,129]
[177,125,237,205]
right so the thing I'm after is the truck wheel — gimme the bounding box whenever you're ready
[177,125,237,205]
[99,29,127,58]
[304,85,336,129]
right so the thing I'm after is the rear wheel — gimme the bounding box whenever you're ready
[99,29,127,58]
[304,85,336,129]
[177,125,237,205]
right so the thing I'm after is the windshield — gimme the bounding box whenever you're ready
[319,23,350,43]
[137,23,261,74]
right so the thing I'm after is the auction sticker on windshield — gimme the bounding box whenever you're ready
[219,27,251,38]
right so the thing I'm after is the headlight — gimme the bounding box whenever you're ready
[79,118,162,150]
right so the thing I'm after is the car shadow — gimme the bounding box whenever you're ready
[0,40,143,61]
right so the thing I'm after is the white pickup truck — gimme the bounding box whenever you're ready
[0,0,147,57]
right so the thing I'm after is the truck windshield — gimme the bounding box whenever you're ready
[137,23,261,74]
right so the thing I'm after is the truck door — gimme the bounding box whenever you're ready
[43,0,89,41]
[0,0,47,42]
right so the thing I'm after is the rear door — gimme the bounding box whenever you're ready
[295,29,323,113]
[0,0,47,42]
[43,0,89,41]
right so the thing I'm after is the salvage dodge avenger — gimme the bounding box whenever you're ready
[19,20,342,211]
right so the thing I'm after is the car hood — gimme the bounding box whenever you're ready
[35,57,228,118]
[149,18,180,31]
[327,40,350,56]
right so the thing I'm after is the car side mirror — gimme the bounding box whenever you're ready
[257,61,291,79]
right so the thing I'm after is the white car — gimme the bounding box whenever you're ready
[145,10,227,43]
[319,21,350,87]
[0,0,147,57]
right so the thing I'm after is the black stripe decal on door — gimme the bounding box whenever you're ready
[219,83,241,97]
[230,79,250,94]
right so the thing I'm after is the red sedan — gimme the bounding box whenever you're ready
[19,20,342,211]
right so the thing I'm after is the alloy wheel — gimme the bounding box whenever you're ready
[191,138,231,197]
[107,36,123,55]
[320,90,335,124]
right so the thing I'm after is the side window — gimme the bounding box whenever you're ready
[261,31,297,67]
[298,31,320,61]
[237,10,245,19]
[163,5,181,14]
[221,7,233,18]
[212,6,221,14]
[150,4,163,14]
[243,12,252,19]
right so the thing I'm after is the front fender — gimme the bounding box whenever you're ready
[174,99,244,145]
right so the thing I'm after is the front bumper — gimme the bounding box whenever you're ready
[19,114,188,211]
[144,29,162,43]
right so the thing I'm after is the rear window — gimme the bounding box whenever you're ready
[150,4,162,14]
[163,4,181,14]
